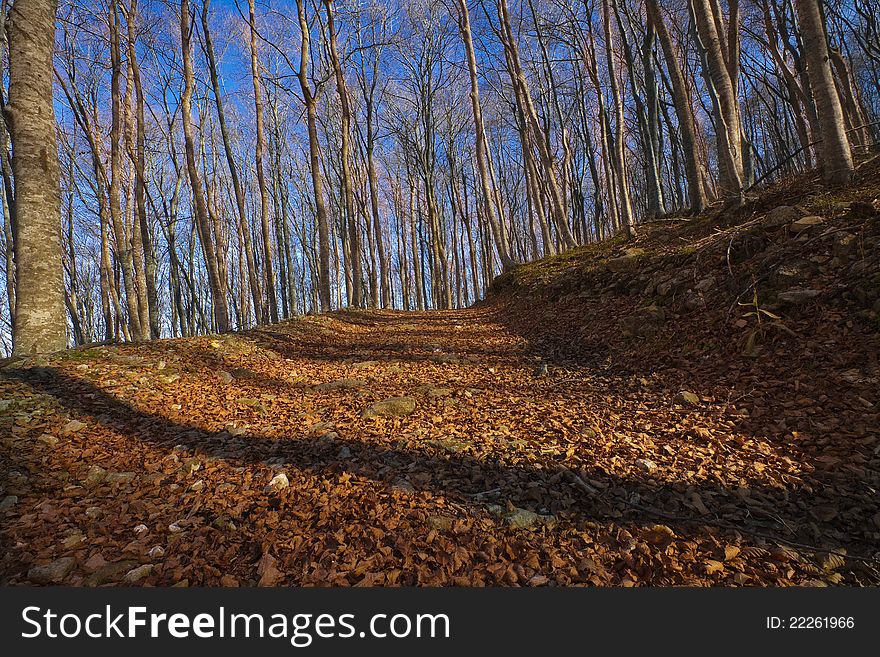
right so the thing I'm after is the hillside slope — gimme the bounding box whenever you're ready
[1,162,878,587]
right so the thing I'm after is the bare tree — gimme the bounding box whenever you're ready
[7,0,67,354]
[794,0,853,183]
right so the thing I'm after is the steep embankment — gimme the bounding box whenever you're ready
[0,162,878,587]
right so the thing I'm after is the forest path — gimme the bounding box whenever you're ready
[0,307,876,586]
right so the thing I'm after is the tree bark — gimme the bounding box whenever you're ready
[201,0,262,324]
[691,0,745,203]
[7,0,68,354]
[325,0,363,307]
[795,0,853,184]
[180,0,229,332]
[454,0,515,270]
[247,0,279,323]
[647,0,707,214]
[295,0,331,312]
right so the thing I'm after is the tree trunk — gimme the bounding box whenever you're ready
[125,0,159,338]
[602,0,635,238]
[247,0,278,323]
[647,0,707,214]
[201,0,262,324]
[180,0,229,332]
[795,0,853,184]
[295,0,331,312]
[325,0,363,308]
[691,0,745,203]
[455,0,515,269]
[7,0,67,354]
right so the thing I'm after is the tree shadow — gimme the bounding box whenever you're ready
[4,364,877,563]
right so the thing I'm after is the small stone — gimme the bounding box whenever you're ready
[777,288,820,305]
[265,473,290,492]
[28,557,76,584]
[189,479,206,492]
[656,279,675,297]
[635,458,658,473]
[218,371,233,384]
[833,233,858,258]
[85,506,103,520]
[315,378,367,391]
[61,529,86,548]
[350,360,380,370]
[427,515,454,531]
[503,507,553,530]
[608,251,643,272]
[762,205,801,229]
[674,390,700,406]
[392,478,415,493]
[84,465,107,486]
[106,471,136,484]
[6,470,29,493]
[159,374,180,384]
[37,433,59,446]
[62,420,87,434]
[122,564,153,584]
[83,553,108,573]
[426,387,453,398]
[427,437,469,453]
[362,396,417,418]
[230,367,257,380]
[212,516,237,531]
[148,546,165,559]
[337,446,352,459]
[168,522,185,533]
[85,560,139,586]
[134,524,149,535]
[0,495,18,512]
[790,215,825,233]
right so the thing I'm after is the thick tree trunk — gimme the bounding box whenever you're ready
[691,0,745,203]
[795,0,853,184]
[7,0,68,354]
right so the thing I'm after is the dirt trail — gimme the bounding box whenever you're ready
[1,306,876,586]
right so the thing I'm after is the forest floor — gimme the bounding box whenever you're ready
[2,161,880,586]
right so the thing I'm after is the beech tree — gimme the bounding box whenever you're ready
[794,0,854,183]
[7,0,67,354]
